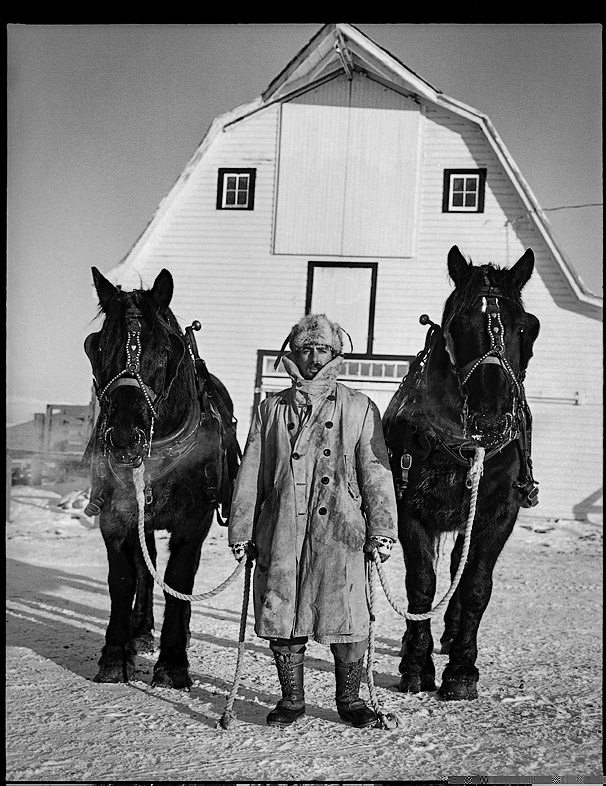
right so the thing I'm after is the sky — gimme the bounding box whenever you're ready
[6,23,602,425]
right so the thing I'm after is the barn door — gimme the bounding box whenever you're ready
[274,72,420,257]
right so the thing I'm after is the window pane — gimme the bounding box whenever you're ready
[465,178,478,193]
[237,175,249,189]
[226,176,237,189]
[452,193,464,206]
[310,266,373,354]
[236,191,247,206]
[225,191,235,205]
[465,193,477,207]
[452,178,464,191]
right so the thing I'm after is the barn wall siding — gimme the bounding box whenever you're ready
[114,79,601,521]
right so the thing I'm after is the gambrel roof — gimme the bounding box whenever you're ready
[118,23,601,310]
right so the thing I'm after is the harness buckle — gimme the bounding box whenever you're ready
[145,483,153,506]
[395,453,412,500]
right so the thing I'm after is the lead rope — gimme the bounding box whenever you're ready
[364,445,485,730]
[132,464,244,602]
[217,556,253,730]
[365,558,401,730]
[133,463,252,730]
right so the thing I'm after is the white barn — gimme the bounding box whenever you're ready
[107,23,602,522]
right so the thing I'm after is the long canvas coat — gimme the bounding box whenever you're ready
[228,354,398,644]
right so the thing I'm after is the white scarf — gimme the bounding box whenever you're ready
[282,354,343,408]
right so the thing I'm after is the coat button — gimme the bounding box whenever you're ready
[323,449,331,456]
[325,421,333,428]
[321,476,329,484]
[318,507,327,515]
[287,422,295,430]
[292,452,300,460]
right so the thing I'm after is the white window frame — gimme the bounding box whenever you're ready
[449,173,479,211]
[216,168,256,210]
[443,168,486,214]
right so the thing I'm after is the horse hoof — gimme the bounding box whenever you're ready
[438,679,478,701]
[133,634,155,655]
[93,663,134,683]
[151,664,192,690]
[399,674,437,693]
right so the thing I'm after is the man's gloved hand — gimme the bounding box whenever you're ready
[230,540,257,563]
[364,536,395,563]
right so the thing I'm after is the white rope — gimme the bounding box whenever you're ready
[217,557,253,730]
[362,445,485,731]
[374,446,485,621]
[132,463,244,602]
[365,561,402,730]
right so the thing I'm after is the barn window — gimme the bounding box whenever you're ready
[442,168,486,213]
[216,168,256,210]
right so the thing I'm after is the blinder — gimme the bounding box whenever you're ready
[444,278,520,395]
[84,305,187,419]
[440,271,532,449]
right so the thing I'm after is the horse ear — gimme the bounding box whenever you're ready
[91,267,118,310]
[447,245,471,287]
[510,249,535,291]
[151,269,174,309]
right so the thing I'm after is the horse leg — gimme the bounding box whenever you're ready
[438,519,515,700]
[398,509,437,693]
[439,533,464,654]
[152,529,204,690]
[94,530,137,683]
[132,529,156,654]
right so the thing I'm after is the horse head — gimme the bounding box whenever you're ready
[441,245,540,448]
[85,268,192,467]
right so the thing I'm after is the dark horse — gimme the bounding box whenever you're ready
[83,267,240,688]
[382,245,540,700]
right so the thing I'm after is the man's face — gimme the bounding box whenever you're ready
[293,343,335,379]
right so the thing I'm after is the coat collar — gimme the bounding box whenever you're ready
[282,353,343,404]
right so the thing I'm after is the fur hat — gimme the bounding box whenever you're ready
[288,314,343,354]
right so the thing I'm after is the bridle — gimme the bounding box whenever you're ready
[86,299,188,463]
[442,270,524,448]
[389,268,539,507]
[97,305,161,420]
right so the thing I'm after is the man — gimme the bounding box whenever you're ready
[228,314,397,728]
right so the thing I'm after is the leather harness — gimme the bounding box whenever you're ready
[82,313,240,522]
[388,279,538,508]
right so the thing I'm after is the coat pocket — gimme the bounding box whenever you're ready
[344,455,361,501]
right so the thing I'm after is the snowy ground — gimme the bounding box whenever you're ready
[6,484,603,782]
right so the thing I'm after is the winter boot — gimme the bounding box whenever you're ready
[334,656,378,728]
[266,651,305,727]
